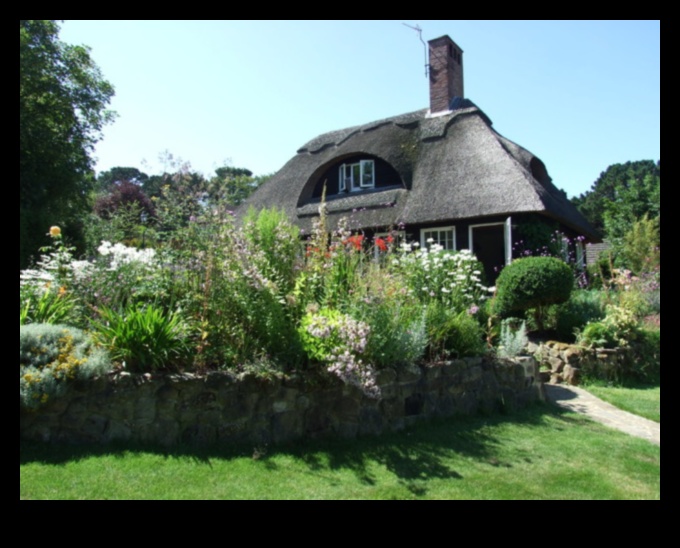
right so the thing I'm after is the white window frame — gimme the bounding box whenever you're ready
[338,160,375,193]
[421,226,456,251]
[575,240,585,270]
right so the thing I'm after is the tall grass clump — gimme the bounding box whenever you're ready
[92,304,191,372]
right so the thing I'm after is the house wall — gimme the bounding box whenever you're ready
[402,214,585,284]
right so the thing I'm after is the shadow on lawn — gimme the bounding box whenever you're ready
[21,400,592,496]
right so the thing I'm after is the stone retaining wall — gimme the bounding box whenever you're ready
[20,357,542,446]
[525,340,640,385]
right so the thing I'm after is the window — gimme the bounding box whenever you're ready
[421,227,456,251]
[339,160,374,192]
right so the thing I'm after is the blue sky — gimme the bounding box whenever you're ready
[60,20,660,199]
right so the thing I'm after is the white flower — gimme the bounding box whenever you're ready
[98,241,112,256]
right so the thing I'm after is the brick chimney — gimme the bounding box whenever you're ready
[428,35,464,114]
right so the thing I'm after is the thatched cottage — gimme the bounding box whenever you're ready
[242,35,598,283]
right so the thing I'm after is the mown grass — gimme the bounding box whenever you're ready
[20,402,660,500]
[583,381,660,423]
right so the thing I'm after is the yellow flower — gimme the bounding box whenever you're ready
[49,226,61,237]
[58,286,67,296]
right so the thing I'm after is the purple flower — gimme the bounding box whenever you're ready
[468,305,479,315]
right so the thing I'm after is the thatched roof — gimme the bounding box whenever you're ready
[241,102,598,240]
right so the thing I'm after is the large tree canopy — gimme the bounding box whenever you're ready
[20,20,115,268]
[572,160,660,273]
[571,160,660,235]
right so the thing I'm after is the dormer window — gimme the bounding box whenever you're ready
[339,160,375,192]
[306,155,402,200]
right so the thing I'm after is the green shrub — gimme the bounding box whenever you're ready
[579,326,659,384]
[426,303,485,360]
[92,304,191,372]
[20,324,111,409]
[353,299,427,369]
[494,256,573,330]
[621,215,660,276]
[578,305,639,349]
[547,289,607,342]
[633,329,660,383]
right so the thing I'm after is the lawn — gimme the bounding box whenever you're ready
[583,382,660,423]
[20,402,660,500]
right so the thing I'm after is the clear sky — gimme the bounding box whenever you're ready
[60,20,660,199]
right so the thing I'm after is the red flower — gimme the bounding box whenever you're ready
[375,237,387,252]
[344,234,364,250]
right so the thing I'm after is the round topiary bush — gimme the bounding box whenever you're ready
[494,256,574,330]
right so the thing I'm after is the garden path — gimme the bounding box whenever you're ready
[543,384,660,446]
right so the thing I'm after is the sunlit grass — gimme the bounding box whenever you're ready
[583,382,660,423]
[20,403,660,500]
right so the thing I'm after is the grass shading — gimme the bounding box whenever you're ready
[20,402,660,500]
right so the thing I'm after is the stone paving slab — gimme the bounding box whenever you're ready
[543,384,660,446]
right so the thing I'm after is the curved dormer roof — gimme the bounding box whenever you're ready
[240,103,598,240]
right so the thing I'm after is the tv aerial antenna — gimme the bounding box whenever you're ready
[403,23,429,77]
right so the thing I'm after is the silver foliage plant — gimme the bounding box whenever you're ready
[496,319,528,359]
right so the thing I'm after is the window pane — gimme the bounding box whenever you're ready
[424,229,455,250]
[352,164,361,190]
[339,164,346,192]
[361,160,374,188]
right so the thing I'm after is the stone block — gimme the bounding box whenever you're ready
[358,407,383,436]
[271,411,302,443]
[562,364,580,386]
[549,357,564,373]
[375,368,397,385]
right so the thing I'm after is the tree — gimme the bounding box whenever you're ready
[209,165,269,207]
[96,167,149,194]
[572,160,660,273]
[621,215,660,275]
[571,160,660,235]
[94,180,155,220]
[20,20,115,268]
